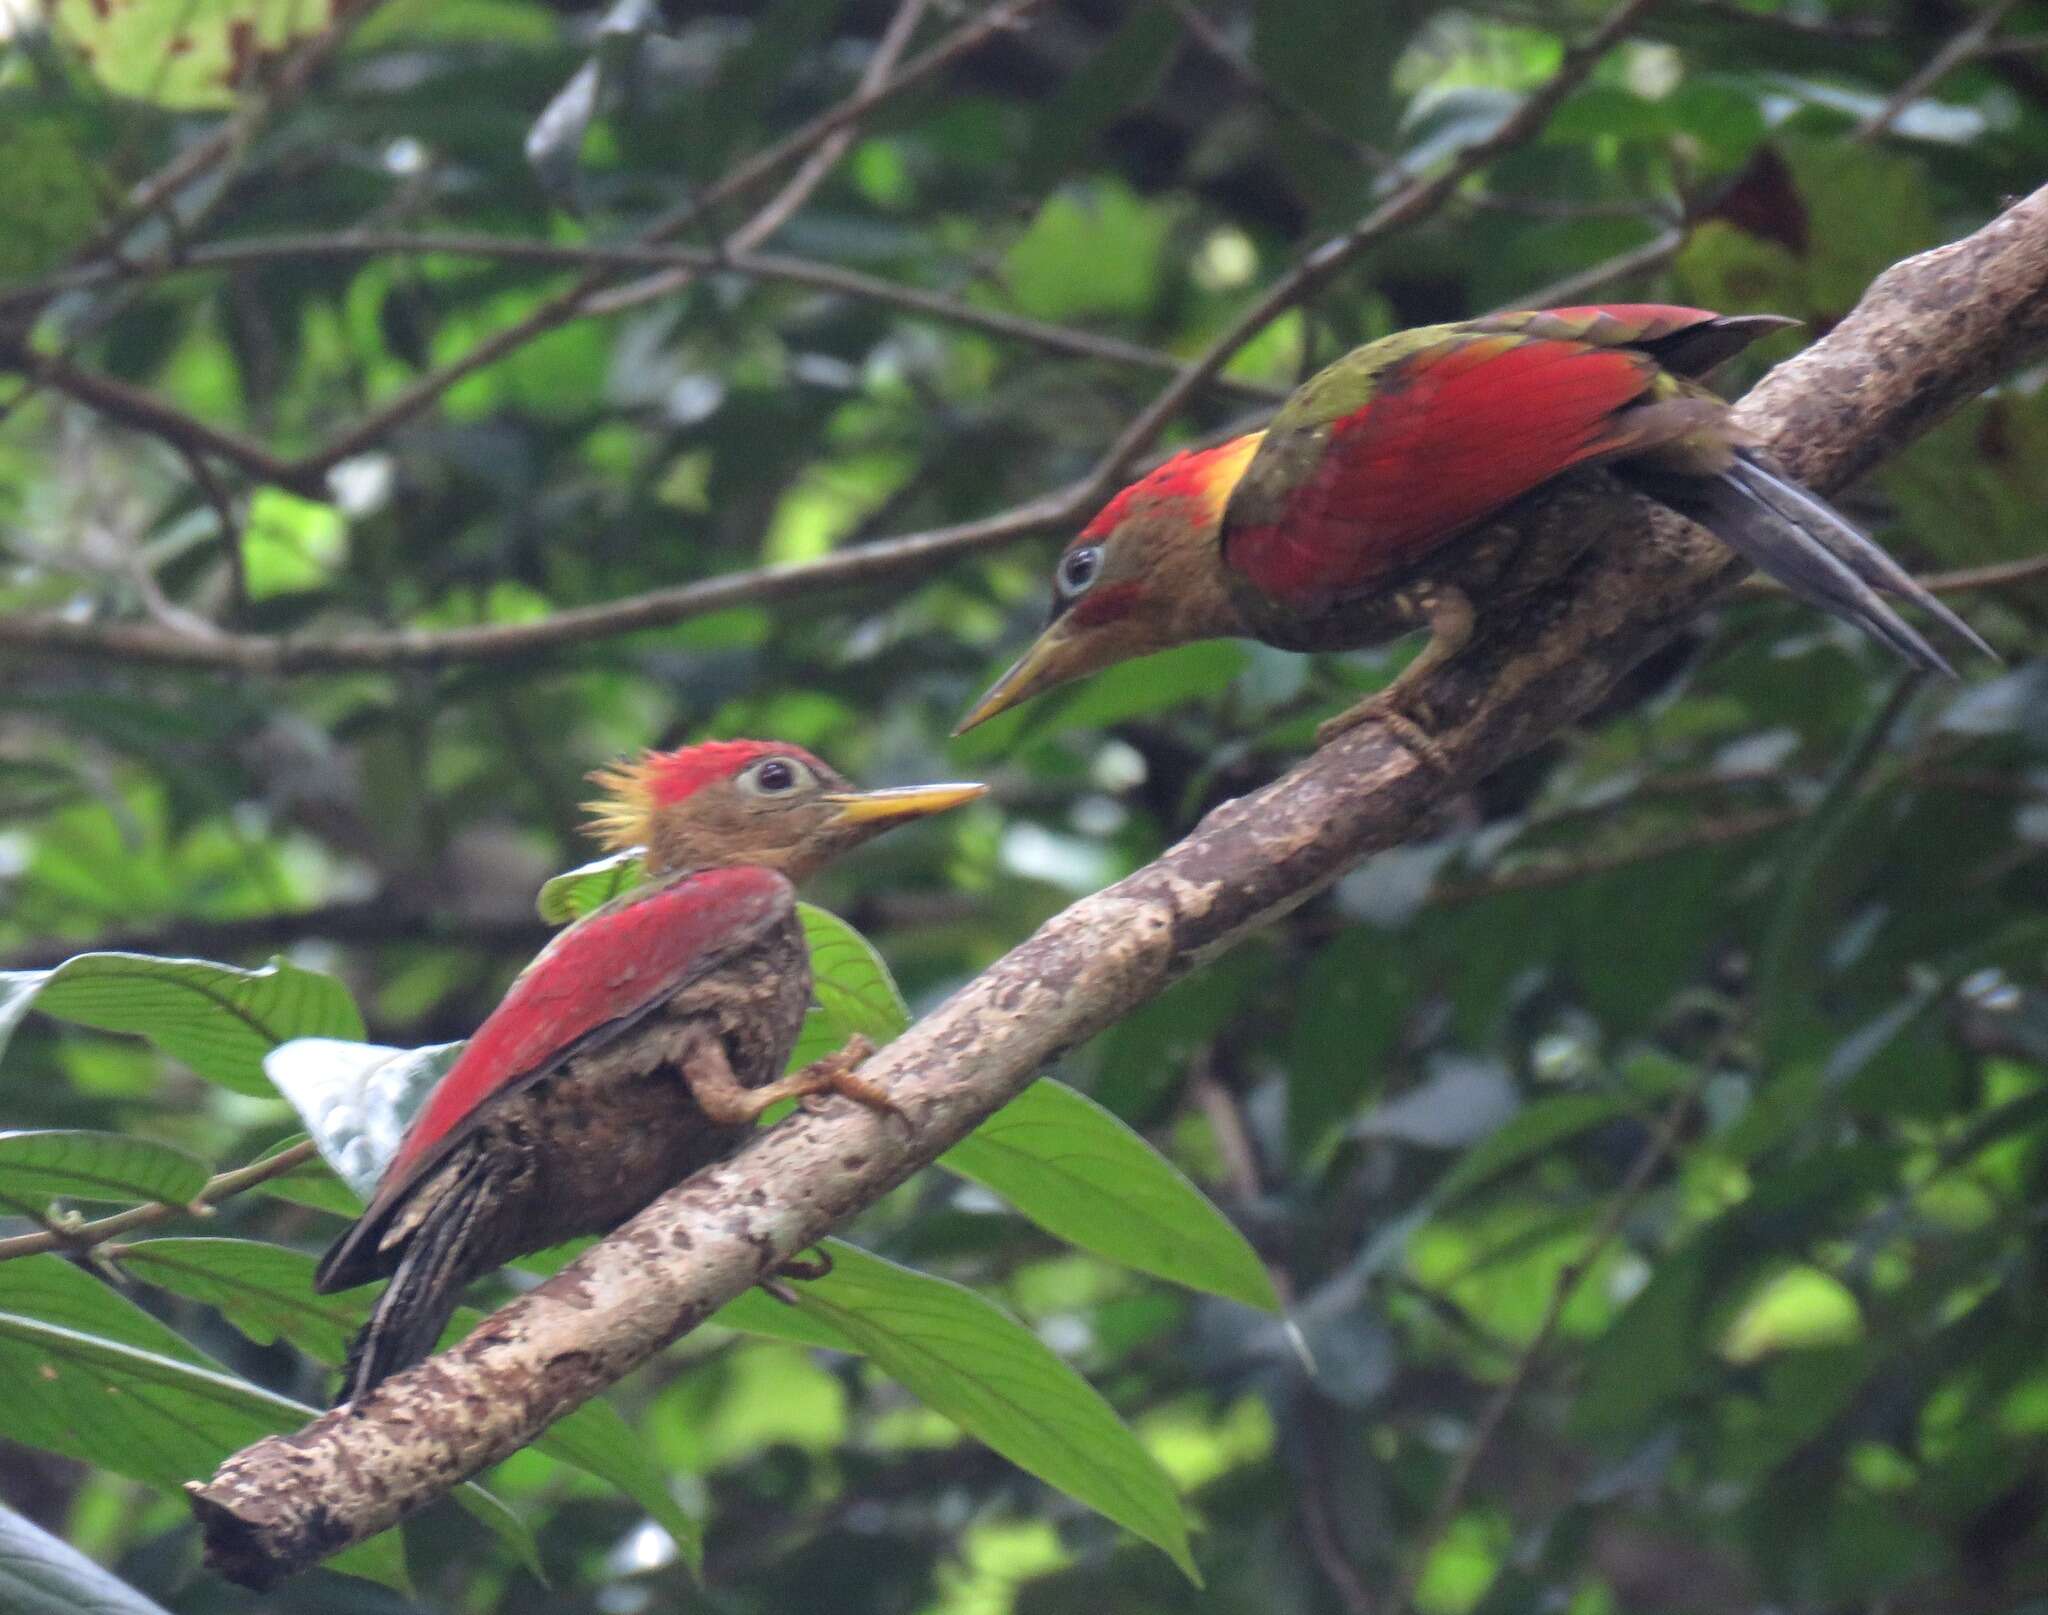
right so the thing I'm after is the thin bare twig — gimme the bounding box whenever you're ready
[3,232,1280,400]
[1299,1421,1379,1615]
[0,1142,319,1263]
[1494,224,1690,311]
[1854,0,2020,141]
[0,343,325,496]
[2,427,2039,677]
[1745,549,2048,598]
[1427,806,1807,906]
[0,478,1086,672]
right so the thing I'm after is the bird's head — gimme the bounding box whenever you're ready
[955,433,1262,734]
[584,740,984,881]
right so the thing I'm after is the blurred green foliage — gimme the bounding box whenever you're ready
[0,0,2046,1612]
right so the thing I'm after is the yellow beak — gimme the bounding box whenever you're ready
[823,781,988,827]
[953,619,1085,736]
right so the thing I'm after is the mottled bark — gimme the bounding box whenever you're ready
[189,182,2048,1589]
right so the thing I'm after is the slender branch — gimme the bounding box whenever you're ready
[583,0,1045,310]
[0,480,1086,671]
[0,1142,318,1263]
[0,343,326,497]
[1854,0,2020,142]
[1298,1420,1379,1615]
[0,0,1658,668]
[0,415,2033,678]
[186,183,2048,1591]
[1743,549,2048,599]
[1427,806,1807,906]
[1,233,1280,399]
[0,7,384,452]
[1981,32,2048,57]
[1496,224,1690,312]
[1389,1079,1705,1615]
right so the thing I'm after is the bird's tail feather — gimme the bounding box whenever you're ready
[336,1147,497,1406]
[1664,448,1992,677]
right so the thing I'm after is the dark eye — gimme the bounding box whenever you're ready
[1057,545,1101,599]
[750,757,801,795]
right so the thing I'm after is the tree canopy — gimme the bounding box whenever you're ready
[1,1,2045,1612]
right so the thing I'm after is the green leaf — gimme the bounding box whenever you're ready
[790,1242,1197,1581]
[0,1255,526,1587]
[536,849,647,925]
[48,0,339,111]
[786,902,913,1070]
[0,953,364,1096]
[0,1258,407,1590]
[0,1131,210,1214]
[1432,1095,1632,1206]
[1000,179,1172,323]
[0,118,102,279]
[120,1239,699,1569]
[0,1501,176,1615]
[1286,929,1418,1158]
[709,1284,861,1352]
[263,1038,463,1199]
[449,1487,545,1586]
[0,1253,214,1368]
[524,1392,704,1575]
[119,1238,363,1366]
[249,1145,365,1219]
[941,1080,1279,1313]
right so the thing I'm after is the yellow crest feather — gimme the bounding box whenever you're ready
[581,753,658,852]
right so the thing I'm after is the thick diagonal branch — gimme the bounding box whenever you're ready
[187,183,2048,1589]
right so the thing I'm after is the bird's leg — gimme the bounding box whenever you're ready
[1315,585,1475,773]
[683,1033,900,1127]
[675,1036,886,1301]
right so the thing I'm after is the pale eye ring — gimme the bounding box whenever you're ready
[749,757,803,795]
[1057,545,1102,599]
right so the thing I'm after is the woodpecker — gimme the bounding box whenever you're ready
[315,740,983,1403]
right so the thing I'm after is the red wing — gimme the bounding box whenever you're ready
[378,865,794,1199]
[1224,334,1661,605]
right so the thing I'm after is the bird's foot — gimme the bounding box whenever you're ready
[792,1035,907,1128]
[1315,692,1453,775]
[686,1033,895,1126]
[1313,584,1470,776]
[758,1247,836,1305]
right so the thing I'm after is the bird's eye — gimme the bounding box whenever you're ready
[747,757,805,796]
[1057,545,1102,599]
